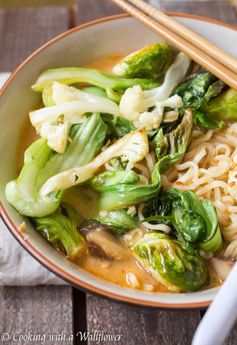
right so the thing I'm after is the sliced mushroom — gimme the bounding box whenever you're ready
[80,221,130,261]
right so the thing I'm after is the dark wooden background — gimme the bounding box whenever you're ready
[0,1,237,344]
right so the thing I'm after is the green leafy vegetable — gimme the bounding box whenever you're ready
[201,88,237,121]
[5,114,107,217]
[174,72,225,110]
[95,177,160,211]
[101,114,135,139]
[152,109,193,171]
[91,171,140,190]
[81,86,108,98]
[94,209,137,236]
[144,188,223,252]
[94,110,193,211]
[131,232,208,292]
[43,84,109,107]
[194,111,224,129]
[173,71,226,129]
[32,67,159,102]
[42,86,54,106]
[113,42,173,79]
[32,203,86,260]
[39,129,149,196]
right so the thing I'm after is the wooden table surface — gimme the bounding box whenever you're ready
[0,1,237,344]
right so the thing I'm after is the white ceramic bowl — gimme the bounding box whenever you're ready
[1,13,237,308]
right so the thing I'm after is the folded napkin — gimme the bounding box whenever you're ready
[0,73,65,286]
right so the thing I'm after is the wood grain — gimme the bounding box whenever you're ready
[0,286,73,345]
[86,294,201,345]
[0,6,69,71]
[76,0,122,24]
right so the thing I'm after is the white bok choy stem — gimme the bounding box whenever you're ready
[40,129,149,196]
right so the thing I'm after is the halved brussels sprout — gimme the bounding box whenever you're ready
[131,232,208,292]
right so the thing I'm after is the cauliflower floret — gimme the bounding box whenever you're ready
[119,85,146,121]
[40,129,149,196]
[39,122,70,154]
[139,110,163,132]
[119,52,190,130]
[138,94,183,131]
[30,82,120,153]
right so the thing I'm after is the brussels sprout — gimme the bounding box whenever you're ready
[113,42,173,79]
[201,88,237,121]
[194,111,224,129]
[131,232,208,292]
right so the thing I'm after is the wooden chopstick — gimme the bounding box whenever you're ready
[111,0,237,90]
[128,0,237,74]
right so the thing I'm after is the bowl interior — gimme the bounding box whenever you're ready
[0,14,236,308]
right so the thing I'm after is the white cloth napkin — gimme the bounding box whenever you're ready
[0,73,65,286]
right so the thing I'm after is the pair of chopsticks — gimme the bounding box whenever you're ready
[111,0,237,90]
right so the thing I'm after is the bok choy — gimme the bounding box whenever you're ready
[30,82,120,153]
[32,67,159,102]
[91,110,193,211]
[5,114,107,217]
[173,71,226,129]
[32,203,86,260]
[39,129,149,196]
[144,189,223,252]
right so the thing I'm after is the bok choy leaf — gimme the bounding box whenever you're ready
[94,209,137,236]
[32,67,159,102]
[5,114,107,217]
[144,188,223,252]
[39,129,149,196]
[32,203,86,260]
[173,71,226,129]
[92,110,193,211]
